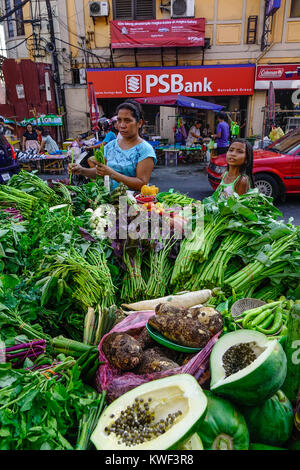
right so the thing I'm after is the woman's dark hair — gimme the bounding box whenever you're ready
[36,126,48,136]
[116,99,144,123]
[217,112,227,121]
[227,138,255,188]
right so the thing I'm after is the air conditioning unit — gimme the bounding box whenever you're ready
[89,1,109,17]
[171,0,195,18]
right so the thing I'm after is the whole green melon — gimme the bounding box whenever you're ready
[196,391,249,450]
[241,390,293,446]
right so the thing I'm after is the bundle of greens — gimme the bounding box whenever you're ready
[0,186,38,219]
[0,360,106,450]
[7,170,62,207]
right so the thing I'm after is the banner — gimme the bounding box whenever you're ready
[86,65,255,99]
[19,115,63,127]
[110,18,205,49]
[256,64,300,90]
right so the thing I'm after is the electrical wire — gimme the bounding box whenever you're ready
[2,33,34,51]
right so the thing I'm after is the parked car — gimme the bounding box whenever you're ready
[207,128,300,200]
[0,134,20,184]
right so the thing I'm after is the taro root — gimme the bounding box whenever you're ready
[155,303,188,316]
[135,348,179,375]
[102,332,143,371]
[137,328,156,350]
[148,314,211,348]
[185,307,223,336]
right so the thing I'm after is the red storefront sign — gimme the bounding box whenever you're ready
[256,64,300,89]
[86,65,255,99]
[110,18,205,49]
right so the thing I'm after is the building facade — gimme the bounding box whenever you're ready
[1,0,300,139]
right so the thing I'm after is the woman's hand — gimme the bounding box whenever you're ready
[96,163,113,177]
[68,163,83,175]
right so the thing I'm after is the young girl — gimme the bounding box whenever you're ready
[213,138,255,200]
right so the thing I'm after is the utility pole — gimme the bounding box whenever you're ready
[45,0,66,141]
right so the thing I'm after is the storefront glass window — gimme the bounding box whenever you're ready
[5,0,14,38]
[290,0,300,17]
[113,0,155,20]
[14,0,25,36]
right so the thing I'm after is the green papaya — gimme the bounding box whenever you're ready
[250,443,287,450]
[196,391,249,450]
[241,390,293,446]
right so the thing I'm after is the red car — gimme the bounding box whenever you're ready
[207,128,300,200]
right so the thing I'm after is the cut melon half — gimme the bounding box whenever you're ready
[210,330,287,406]
[91,374,207,450]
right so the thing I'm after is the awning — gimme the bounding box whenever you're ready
[135,94,223,111]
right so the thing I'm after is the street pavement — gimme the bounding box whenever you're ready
[150,163,300,226]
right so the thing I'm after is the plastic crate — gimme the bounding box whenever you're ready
[164,150,178,167]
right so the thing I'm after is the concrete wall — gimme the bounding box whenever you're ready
[64,86,89,138]
[252,91,266,137]
[160,106,177,141]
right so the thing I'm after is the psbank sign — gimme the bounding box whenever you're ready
[87,65,255,99]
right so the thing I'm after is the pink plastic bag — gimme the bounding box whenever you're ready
[95,311,221,402]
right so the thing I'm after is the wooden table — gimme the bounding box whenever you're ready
[20,155,70,174]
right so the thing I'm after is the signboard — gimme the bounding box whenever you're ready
[16,84,25,100]
[266,0,281,16]
[86,65,255,99]
[110,18,205,49]
[256,64,300,90]
[19,115,63,127]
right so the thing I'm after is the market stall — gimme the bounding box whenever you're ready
[136,95,223,165]
[0,172,299,451]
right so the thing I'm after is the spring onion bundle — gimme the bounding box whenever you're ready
[121,250,147,302]
[0,186,38,218]
[225,232,299,293]
[8,170,61,206]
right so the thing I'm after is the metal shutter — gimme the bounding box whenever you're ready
[135,0,155,19]
[114,0,132,19]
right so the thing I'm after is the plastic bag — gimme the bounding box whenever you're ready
[95,310,221,402]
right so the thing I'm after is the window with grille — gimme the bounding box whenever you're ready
[290,0,300,17]
[14,0,25,36]
[113,0,155,20]
[5,0,14,38]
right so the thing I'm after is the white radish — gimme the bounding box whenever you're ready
[122,290,212,312]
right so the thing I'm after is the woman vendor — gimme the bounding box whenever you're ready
[212,138,255,200]
[22,123,39,152]
[68,101,157,192]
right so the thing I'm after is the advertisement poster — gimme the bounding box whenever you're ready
[110,18,205,49]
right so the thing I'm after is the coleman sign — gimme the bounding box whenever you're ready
[256,64,300,89]
[110,18,205,49]
[86,65,255,99]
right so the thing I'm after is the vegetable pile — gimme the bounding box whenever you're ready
[0,172,299,451]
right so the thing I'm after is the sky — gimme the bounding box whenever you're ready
[0,24,6,56]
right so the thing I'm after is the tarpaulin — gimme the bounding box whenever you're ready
[135,94,223,111]
[110,18,205,49]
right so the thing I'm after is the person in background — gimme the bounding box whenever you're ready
[68,100,157,192]
[22,123,40,152]
[269,123,284,142]
[186,121,202,147]
[67,135,83,158]
[202,123,211,138]
[212,138,254,200]
[36,127,59,155]
[87,119,117,167]
[212,112,230,155]
[0,117,14,136]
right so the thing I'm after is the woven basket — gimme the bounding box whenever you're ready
[231,298,266,318]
